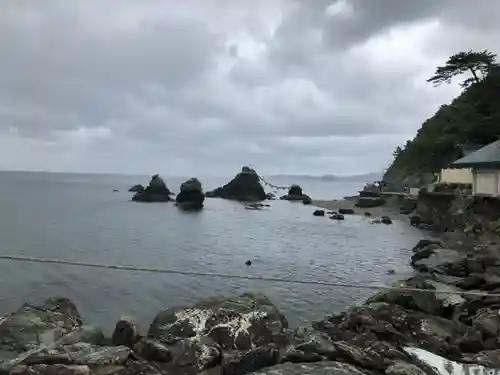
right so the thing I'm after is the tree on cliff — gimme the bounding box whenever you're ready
[427,50,498,88]
[384,50,500,186]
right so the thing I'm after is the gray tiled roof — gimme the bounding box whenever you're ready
[451,140,500,168]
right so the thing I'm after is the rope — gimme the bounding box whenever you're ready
[0,254,497,298]
[257,175,289,190]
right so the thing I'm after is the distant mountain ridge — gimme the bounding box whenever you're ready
[266,172,382,182]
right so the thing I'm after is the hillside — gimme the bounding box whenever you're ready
[384,65,500,185]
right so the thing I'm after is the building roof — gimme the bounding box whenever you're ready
[451,140,500,168]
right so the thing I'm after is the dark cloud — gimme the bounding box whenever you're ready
[0,0,499,175]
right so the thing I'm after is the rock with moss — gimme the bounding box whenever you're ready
[175,178,205,210]
[132,174,173,202]
[205,167,266,201]
[0,297,83,356]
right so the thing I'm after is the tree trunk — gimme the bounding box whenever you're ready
[469,67,480,83]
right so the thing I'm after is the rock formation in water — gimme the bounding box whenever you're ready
[132,174,173,202]
[128,184,145,193]
[280,184,311,203]
[205,166,266,201]
[175,178,205,210]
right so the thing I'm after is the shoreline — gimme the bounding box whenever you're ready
[1,229,499,375]
[312,197,408,222]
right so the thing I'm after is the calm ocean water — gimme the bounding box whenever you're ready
[0,171,424,332]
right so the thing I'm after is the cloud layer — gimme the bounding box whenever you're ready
[1,0,499,175]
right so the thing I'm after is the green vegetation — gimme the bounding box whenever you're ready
[384,50,500,184]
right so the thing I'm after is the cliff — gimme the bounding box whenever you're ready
[384,66,500,186]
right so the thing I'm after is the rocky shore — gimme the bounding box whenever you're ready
[2,229,500,375]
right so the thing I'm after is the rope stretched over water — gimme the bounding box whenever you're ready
[0,254,498,298]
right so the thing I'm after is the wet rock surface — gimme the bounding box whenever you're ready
[206,167,266,201]
[132,175,173,202]
[3,233,500,375]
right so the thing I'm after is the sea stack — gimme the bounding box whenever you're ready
[205,166,266,201]
[132,174,173,202]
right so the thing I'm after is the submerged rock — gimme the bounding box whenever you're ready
[128,184,145,192]
[132,175,173,202]
[175,178,205,210]
[339,208,355,215]
[205,167,266,201]
[313,210,325,216]
[330,214,345,220]
[280,185,311,203]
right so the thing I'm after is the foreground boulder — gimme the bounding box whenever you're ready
[411,248,467,276]
[280,185,311,203]
[128,184,144,193]
[0,297,83,356]
[366,276,465,316]
[205,167,266,201]
[313,302,476,365]
[0,298,154,375]
[132,174,173,202]
[249,361,372,375]
[145,292,289,373]
[175,178,205,210]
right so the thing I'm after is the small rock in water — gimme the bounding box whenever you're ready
[245,260,252,266]
[313,210,325,216]
[364,211,372,216]
[387,269,396,275]
[330,214,345,220]
[381,216,392,225]
[113,189,119,192]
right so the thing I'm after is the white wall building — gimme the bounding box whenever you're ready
[451,140,500,196]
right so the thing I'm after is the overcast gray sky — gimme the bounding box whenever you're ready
[1,1,499,176]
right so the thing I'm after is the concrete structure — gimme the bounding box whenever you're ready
[451,140,500,196]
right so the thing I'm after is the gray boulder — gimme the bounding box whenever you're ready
[412,249,468,276]
[313,302,474,363]
[111,317,139,348]
[366,277,465,316]
[249,361,373,375]
[147,293,289,373]
[0,297,82,355]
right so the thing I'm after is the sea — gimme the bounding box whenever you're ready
[0,171,425,332]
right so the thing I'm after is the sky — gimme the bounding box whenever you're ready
[1,1,499,176]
